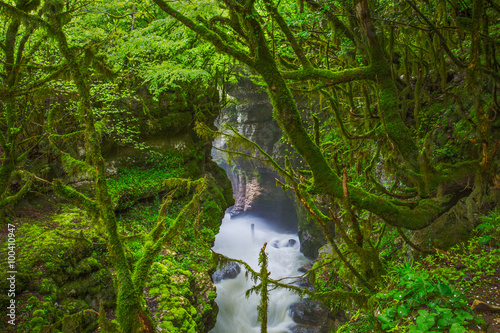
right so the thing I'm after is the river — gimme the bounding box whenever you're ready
[210,213,309,333]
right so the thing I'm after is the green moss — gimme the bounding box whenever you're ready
[4,206,98,293]
[32,309,45,317]
[183,159,201,178]
[28,317,45,330]
[0,205,114,332]
[147,257,218,333]
[159,112,193,133]
[74,257,101,276]
[60,278,92,298]
[108,149,185,209]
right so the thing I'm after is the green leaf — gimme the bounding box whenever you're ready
[394,291,407,300]
[377,313,394,325]
[408,325,424,333]
[454,309,473,322]
[449,323,466,333]
[437,283,453,297]
[416,310,436,331]
[386,307,397,318]
[397,304,410,317]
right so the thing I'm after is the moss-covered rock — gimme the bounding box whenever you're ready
[159,112,193,134]
[412,189,499,250]
[0,206,115,332]
[147,259,218,333]
[297,201,330,259]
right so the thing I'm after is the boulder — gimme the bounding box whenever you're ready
[271,238,297,249]
[212,262,241,284]
[289,298,330,327]
[298,262,313,273]
[288,298,346,333]
[289,325,322,333]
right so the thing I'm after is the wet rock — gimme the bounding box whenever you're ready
[293,262,315,290]
[288,298,344,333]
[212,262,241,284]
[298,262,313,273]
[289,298,330,326]
[271,238,297,249]
[289,324,322,333]
[294,276,315,291]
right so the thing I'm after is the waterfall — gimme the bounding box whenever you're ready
[210,213,310,333]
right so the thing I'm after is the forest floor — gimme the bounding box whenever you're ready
[467,266,500,332]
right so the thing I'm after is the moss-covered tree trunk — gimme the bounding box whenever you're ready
[153,0,477,233]
[48,27,154,333]
[0,17,33,211]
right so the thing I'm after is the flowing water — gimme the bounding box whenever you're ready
[210,213,310,333]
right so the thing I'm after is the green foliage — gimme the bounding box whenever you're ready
[2,0,498,331]
[1,1,233,332]
[475,208,500,246]
[142,62,211,101]
[376,260,475,332]
[423,238,500,289]
[119,197,162,232]
[90,81,147,149]
[107,149,184,209]
[336,311,377,333]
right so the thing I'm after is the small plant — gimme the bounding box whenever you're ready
[376,260,475,332]
[475,208,500,246]
[425,230,500,289]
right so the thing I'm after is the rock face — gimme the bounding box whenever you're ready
[296,200,333,259]
[214,74,331,252]
[222,75,281,154]
[229,174,262,217]
[215,75,300,232]
[212,262,241,284]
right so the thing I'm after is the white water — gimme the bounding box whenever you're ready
[210,213,309,333]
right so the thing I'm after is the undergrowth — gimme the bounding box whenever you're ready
[108,149,184,209]
[321,208,500,333]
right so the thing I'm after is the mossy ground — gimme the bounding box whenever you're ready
[0,205,112,332]
[115,169,229,332]
[1,152,231,332]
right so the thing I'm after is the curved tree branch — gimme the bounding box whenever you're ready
[152,0,254,66]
